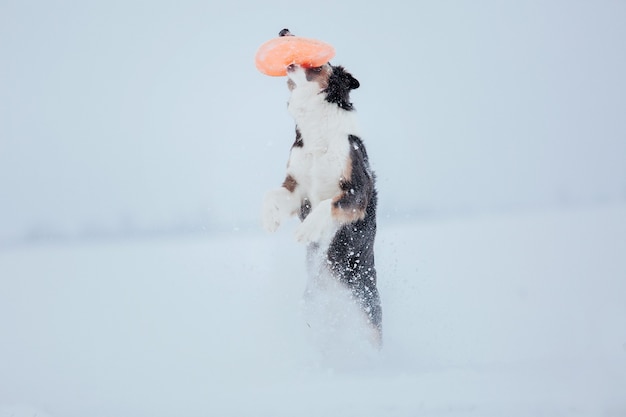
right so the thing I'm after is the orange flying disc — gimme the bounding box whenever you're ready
[255,35,336,77]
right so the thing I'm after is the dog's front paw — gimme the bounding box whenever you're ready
[294,199,335,243]
[294,217,323,243]
[261,192,282,233]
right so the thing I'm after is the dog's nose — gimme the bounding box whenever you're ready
[279,28,293,37]
[287,64,297,72]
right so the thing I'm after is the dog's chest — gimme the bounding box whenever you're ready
[289,135,350,205]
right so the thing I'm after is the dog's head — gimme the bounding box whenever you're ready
[287,64,360,111]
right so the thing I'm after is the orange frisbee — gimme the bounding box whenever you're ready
[255,35,336,77]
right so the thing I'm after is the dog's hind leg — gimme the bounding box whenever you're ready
[352,280,383,348]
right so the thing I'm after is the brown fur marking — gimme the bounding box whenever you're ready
[331,202,366,223]
[282,174,297,192]
[330,152,367,223]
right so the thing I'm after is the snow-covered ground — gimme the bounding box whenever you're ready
[2,203,625,417]
[2,2,625,415]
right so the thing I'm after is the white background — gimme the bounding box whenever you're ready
[2,0,625,244]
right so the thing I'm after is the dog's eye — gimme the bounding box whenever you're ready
[311,67,322,73]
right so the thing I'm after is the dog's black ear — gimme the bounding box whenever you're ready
[334,66,359,89]
[324,65,360,110]
[348,73,360,90]
[335,66,359,90]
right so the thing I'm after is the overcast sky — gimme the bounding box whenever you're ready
[1,0,625,244]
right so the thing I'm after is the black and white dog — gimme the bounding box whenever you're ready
[262,30,382,345]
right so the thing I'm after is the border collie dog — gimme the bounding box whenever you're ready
[262,30,382,345]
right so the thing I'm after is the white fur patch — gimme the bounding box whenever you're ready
[263,65,361,243]
[294,198,338,244]
[287,67,360,245]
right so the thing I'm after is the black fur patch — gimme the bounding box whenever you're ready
[333,135,374,216]
[299,198,312,221]
[322,66,360,111]
[293,127,303,147]
[326,134,381,329]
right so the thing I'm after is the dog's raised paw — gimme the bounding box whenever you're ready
[294,199,334,243]
[294,218,323,243]
[261,194,282,233]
